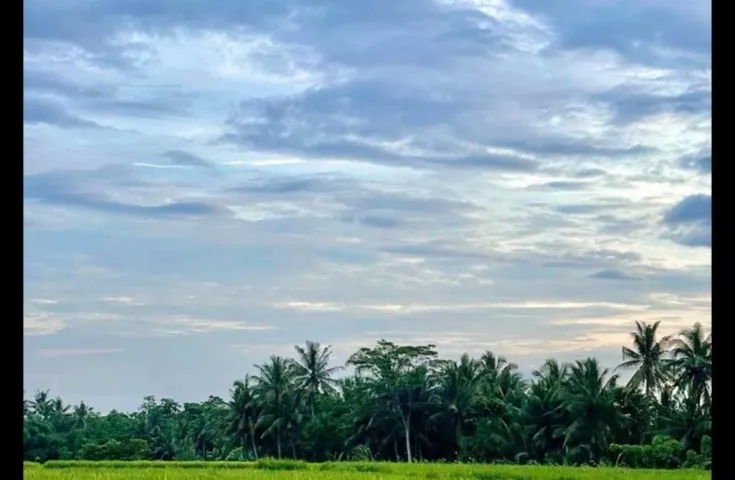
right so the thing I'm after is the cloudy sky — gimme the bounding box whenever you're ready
[24,0,710,412]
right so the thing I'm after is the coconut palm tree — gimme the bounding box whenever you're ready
[72,401,93,430]
[616,321,669,397]
[667,323,712,405]
[291,341,343,418]
[658,393,711,452]
[526,359,570,461]
[252,356,296,458]
[562,358,625,464]
[478,351,519,405]
[431,354,483,453]
[226,375,260,459]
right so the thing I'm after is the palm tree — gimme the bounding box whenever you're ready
[658,394,711,452]
[526,359,569,462]
[563,358,625,464]
[532,359,569,387]
[226,375,260,459]
[291,341,343,418]
[431,354,483,455]
[667,323,712,406]
[256,390,304,459]
[616,321,669,397]
[252,356,296,458]
[29,390,52,420]
[72,401,93,430]
[478,351,518,388]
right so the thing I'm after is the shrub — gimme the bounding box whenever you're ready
[349,444,373,461]
[254,458,308,470]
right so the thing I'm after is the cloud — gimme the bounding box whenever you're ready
[162,150,218,172]
[588,269,643,282]
[679,152,711,173]
[529,180,591,191]
[573,168,607,178]
[24,169,228,219]
[341,215,403,229]
[509,0,710,63]
[24,95,101,129]
[596,88,711,126]
[661,194,711,248]
[24,312,66,336]
[663,194,711,224]
[38,348,124,358]
[22,0,711,411]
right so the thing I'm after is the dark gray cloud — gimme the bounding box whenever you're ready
[341,215,403,229]
[381,241,490,261]
[24,95,101,129]
[554,204,607,215]
[224,174,481,233]
[222,77,651,169]
[588,269,643,282]
[662,194,711,248]
[529,181,591,191]
[24,68,116,99]
[229,177,349,195]
[595,88,711,126]
[573,168,607,178]
[679,152,711,173]
[667,228,711,248]
[23,0,510,75]
[24,169,226,219]
[663,194,711,225]
[163,151,218,172]
[509,0,710,65]
[26,0,700,174]
[539,248,642,270]
[24,66,196,122]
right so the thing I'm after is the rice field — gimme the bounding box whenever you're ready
[23,460,711,480]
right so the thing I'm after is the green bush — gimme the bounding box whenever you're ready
[77,439,149,461]
[609,435,684,469]
[254,458,308,470]
[349,444,373,461]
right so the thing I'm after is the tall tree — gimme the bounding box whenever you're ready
[667,323,712,406]
[347,340,439,463]
[226,376,260,459]
[432,354,483,454]
[252,356,296,459]
[616,321,669,397]
[291,341,343,418]
[563,358,624,464]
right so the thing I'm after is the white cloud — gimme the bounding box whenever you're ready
[23,0,710,410]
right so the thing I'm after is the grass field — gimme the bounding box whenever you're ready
[23,460,711,480]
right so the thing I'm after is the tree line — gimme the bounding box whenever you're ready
[24,321,711,469]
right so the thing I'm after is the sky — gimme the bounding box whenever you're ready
[23,0,710,413]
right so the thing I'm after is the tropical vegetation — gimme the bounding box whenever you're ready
[24,323,711,470]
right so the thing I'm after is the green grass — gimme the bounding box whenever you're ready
[24,461,710,480]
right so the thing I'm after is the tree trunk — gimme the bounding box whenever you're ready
[291,437,296,459]
[277,431,282,459]
[250,430,258,460]
[402,412,413,463]
[393,434,399,461]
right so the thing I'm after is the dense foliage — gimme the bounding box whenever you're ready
[24,322,711,469]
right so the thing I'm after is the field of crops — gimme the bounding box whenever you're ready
[23,460,711,480]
